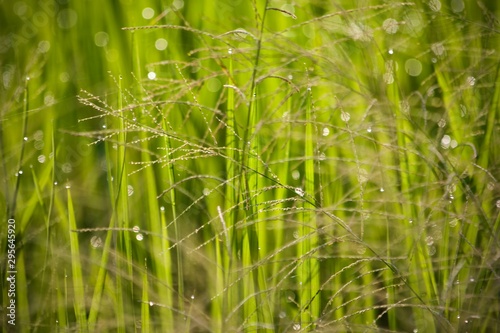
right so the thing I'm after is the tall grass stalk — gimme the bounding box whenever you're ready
[132,29,176,331]
[66,187,88,331]
[141,259,150,332]
[113,76,132,333]
[388,75,438,331]
[296,87,320,330]
[222,47,238,333]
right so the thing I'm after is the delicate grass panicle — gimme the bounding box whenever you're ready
[1,1,499,332]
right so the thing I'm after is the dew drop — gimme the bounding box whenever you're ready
[133,226,140,233]
[279,311,286,319]
[405,58,422,77]
[65,184,71,189]
[382,18,399,34]
[449,219,458,227]
[23,136,28,141]
[400,100,410,114]
[94,31,109,47]
[496,200,500,208]
[293,323,301,331]
[90,236,103,248]
[148,72,157,80]
[207,77,222,92]
[425,235,434,246]
[291,170,300,180]
[136,234,144,241]
[383,72,394,85]
[155,38,168,51]
[128,185,134,196]
[172,0,184,10]
[34,130,43,140]
[380,187,385,192]
[293,231,299,239]
[431,42,445,57]
[295,187,305,197]
[341,111,350,122]
[428,0,442,12]
[441,135,451,149]
[38,155,46,163]
[388,48,394,55]
[451,0,465,13]
[367,126,372,133]
[34,140,44,150]
[190,295,195,300]
[62,163,72,173]
[438,118,446,128]
[142,7,155,19]
[149,301,154,306]
[466,76,476,86]
[322,127,330,136]
[160,206,165,211]
[228,48,233,54]
[203,188,210,196]
[54,181,58,185]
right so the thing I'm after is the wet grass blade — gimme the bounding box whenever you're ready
[141,260,151,333]
[67,187,88,332]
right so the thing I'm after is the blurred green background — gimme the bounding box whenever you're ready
[1,0,500,332]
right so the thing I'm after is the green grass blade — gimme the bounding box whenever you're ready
[67,187,88,332]
[297,87,321,330]
[141,260,150,333]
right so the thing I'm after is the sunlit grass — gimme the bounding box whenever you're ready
[1,1,500,332]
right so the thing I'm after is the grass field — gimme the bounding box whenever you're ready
[1,0,500,332]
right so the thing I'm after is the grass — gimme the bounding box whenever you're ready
[1,0,500,332]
